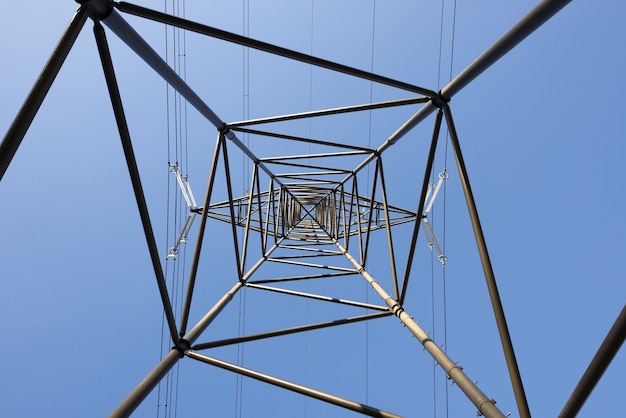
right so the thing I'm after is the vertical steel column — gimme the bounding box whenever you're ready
[443,104,530,418]
[0,7,88,181]
[94,21,179,344]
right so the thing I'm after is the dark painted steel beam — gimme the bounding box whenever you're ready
[220,136,244,280]
[559,305,626,418]
[193,311,391,350]
[229,97,429,127]
[230,127,374,153]
[93,21,179,345]
[114,1,436,97]
[444,104,530,418]
[400,109,443,304]
[246,283,388,311]
[179,134,222,337]
[376,159,400,300]
[186,351,402,418]
[0,7,87,181]
[441,0,573,100]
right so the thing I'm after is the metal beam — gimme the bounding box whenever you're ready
[94,21,179,345]
[192,311,392,350]
[114,1,436,97]
[186,351,403,418]
[399,109,443,303]
[109,281,244,418]
[559,305,626,418]
[179,134,222,336]
[441,0,573,100]
[246,283,389,311]
[333,239,506,418]
[0,7,87,181]
[444,104,530,418]
[229,97,429,127]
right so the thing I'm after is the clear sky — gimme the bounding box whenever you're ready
[1,1,625,417]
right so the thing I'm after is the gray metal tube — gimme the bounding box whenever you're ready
[109,281,244,418]
[108,348,181,418]
[100,9,288,188]
[350,0,573,179]
[559,305,626,418]
[101,10,225,130]
[444,104,530,417]
[186,351,402,418]
[335,240,505,418]
[0,7,88,181]
[441,0,572,99]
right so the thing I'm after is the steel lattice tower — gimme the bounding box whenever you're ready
[3,1,624,417]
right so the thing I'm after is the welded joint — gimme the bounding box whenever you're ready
[218,123,230,136]
[173,338,191,358]
[477,399,497,417]
[76,0,114,21]
[431,92,451,109]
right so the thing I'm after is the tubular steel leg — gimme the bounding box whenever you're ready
[559,304,626,418]
[94,21,179,344]
[443,104,530,418]
[333,239,505,418]
[441,0,573,99]
[109,282,244,418]
[0,7,87,181]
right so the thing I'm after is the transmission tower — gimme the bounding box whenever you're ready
[6,1,623,418]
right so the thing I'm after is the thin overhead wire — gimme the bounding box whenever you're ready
[235,2,250,416]
[365,0,377,405]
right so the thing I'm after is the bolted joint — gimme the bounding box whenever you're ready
[477,399,497,416]
[76,0,114,21]
[431,92,450,109]
[172,338,191,358]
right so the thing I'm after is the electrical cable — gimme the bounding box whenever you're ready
[235,2,251,416]
[442,2,457,417]
[365,0,377,406]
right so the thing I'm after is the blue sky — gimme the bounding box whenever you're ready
[1,1,625,417]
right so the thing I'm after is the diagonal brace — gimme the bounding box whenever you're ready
[94,21,179,344]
